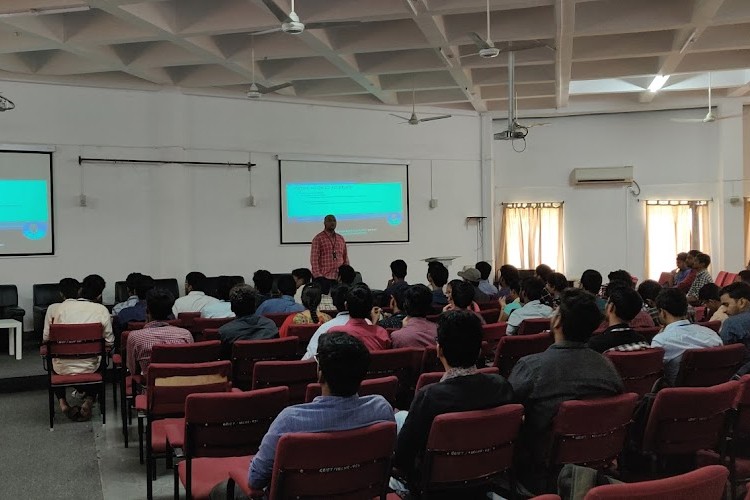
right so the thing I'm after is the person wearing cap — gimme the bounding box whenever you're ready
[458,266,491,304]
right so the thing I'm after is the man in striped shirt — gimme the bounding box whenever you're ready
[126,289,193,376]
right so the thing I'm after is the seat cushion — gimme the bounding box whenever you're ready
[51,373,102,385]
[164,420,185,450]
[697,450,750,479]
[178,456,253,500]
[152,417,184,453]
[134,394,146,411]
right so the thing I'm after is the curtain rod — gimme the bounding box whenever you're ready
[78,156,255,168]
[639,198,713,204]
[500,201,564,206]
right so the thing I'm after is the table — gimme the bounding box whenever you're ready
[0,319,23,360]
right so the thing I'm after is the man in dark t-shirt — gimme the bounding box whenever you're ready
[588,284,649,353]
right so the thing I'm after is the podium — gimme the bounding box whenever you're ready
[423,256,460,268]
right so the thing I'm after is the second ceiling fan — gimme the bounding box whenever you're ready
[253,0,361,36]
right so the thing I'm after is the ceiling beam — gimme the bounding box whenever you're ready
[727,82,750,97]
[401,0,486,112]
[639,0,728,103]
[554,0,574,108]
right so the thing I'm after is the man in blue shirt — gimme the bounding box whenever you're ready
[719,282,750,374]
[476,261,500,299]
[255,275,305,315]
[115,274,154,329]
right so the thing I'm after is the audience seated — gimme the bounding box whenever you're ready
[737,270,750,284]
[218,285,278,359]
[651,287,722,386]
[637,279,663,324]
[476,261,500,299]
[312,276,335,311]
[329,283,390,351]
[278,282,332,338]
[687,252,714,302]
[545,272,568,308]
[381,259,409,307]
[112,272,142,315]
[506,278,554,335]
[699,283,727,323]
[675,249,701,293]
[255,275,305,316]
[499,278,522,322]
[45,274,114,422]
[303,285,350,360]
[201,275,242,319]
[391,284,438,349]
[498,264,520,299]
[376,286,407,329]
[508,288,623,492]
[228,332,395,495]
[718,282,750,375]
[607,272,655,328]
[536,264,555,305]
[443,280,485,323]
[393,310,514,493]
[126,289,193,376]
[42,277,80,339]
[580,269,605,312]
[458,266,491,304]
[426,262,449,306]
[291,268,312,305]
[252,270,274,308]
[587,283,648,353]
[673,252,690,286]
[116,274,154,328]
[172,271,220,317]
[337,264,356,286]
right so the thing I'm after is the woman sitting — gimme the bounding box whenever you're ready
[279,282,332,337]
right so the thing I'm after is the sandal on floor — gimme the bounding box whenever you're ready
[77,401,93,422]
[64,406,82,421]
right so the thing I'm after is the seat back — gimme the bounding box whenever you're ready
[127,319,181,331]
[421,405,524,494]
[252,360,318,404]
[724,273,739,286]
[421,345,443,373]
[192,317,233,338]
[184,387,289,458]
[426,313,441,323]
[494,332,553,378]
[416,367,500,392]
[550,393,639,468]
[697,320,721,333]
[481,322,508,361]
[146,361,232,418]
[367,348,422,407]
[0,284,19,308]
[267,421,396,499]
[264,312,294,328]
[642,380,739,454]
[604,348,665,397]
[33,283,61,308]
[658,272,672,286]
[715,271,728,287]
[517,318,551,335]
[479,308,501,324]
[47,323,105,360]
[693,306,707,323]
[633,327,661,343]
[150,340,221,365]
[231,337,299,390]
[304,376,399,405]
[734,375,750,438]
[287,324,320,356]
[177,312,202,330]
[675,344,745,387]
[583,464,729,500]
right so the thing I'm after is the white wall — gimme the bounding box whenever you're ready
[0,82,483,329]
[493,108,746,281]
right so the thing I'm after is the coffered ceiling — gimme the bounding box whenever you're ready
[0,0,748,116]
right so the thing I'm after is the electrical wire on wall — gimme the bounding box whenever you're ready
[79,147,86,207]
[247,151,256,207]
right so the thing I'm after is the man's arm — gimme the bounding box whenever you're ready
[249,410,292,490]
[101,308,115,347]
[310,235,322,277]
[719,319,738,345]
[508,358,534,402]
[394,390,431,478]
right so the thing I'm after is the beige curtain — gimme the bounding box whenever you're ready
[745,200,750,267]
[497,202,564,272]
[645,201,710,280]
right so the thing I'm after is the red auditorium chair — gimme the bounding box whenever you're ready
[171,388,289,500]
[517,318,551,335]
[177,312,201,331]
[633,326,660,343]
[263,312,294,328]
[231,337,299,390]
[252,359,317,404]
[716,271,728,287]
[674,344,745,387]
[415,367,499,392]
[604,348,665,397]
[304,376,399,405]
[698,320,722,333]
[421,346,443,373]
[286,324,320,356]
[225,422,397,499]
[150,341,221,365]
[366,348,423,407]
[583,465,728,500]
[658,272,672,286]
[479,308,501,324]
[191,317,233,340]
[481,322,508,364]
[493,332,553,378]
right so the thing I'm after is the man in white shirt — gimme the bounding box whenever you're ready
[42,277,80,339]
[172,272,220,317]
[201,275,242,319]
[303,285,361,360]
[651,288,723,386]
[45,274,114,421]
[507,277,554,335]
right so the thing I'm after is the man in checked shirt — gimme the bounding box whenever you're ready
[310,214,349,288]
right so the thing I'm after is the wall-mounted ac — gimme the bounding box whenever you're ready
[571,166,634,186]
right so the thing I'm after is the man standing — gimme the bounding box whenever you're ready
[310,214,349,286]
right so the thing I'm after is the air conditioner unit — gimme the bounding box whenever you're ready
[571,166,634,186]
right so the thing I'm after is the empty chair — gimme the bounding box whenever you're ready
[549,393,639,474]
[0,284,24,325]
[33,282,62,338]
[415,367,500,392]
[583,465,728,500]
[286,323,320,356]
[263,312,294,328]
[481,322,508,363]
[305,376,399,405]
[517,318,551,335]
[150,341,221,365]
[674,344,745,387]
[172,387,289,500]
[494,332,553,378]
[252,360,318,404]
[367,348,423,408]
[604,348,665,397]
[411,405,524,497]
[231,337,299,390]
[479,308,501,324]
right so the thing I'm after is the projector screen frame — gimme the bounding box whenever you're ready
[0,149,55,257]
[277,155,410,245]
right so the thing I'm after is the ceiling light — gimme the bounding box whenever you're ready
[648,75,670,93]
[0,5,90,18]
[679,29,697,54]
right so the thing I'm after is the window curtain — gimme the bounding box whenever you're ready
[497,202,564,272]
[645,201,710,280]
[745,200,750,267]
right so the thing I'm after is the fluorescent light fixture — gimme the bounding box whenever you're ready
[0,5,90,18]
[648,74,670,93]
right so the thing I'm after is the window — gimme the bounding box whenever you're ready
[645,200,709,279]
[498,202,564,272]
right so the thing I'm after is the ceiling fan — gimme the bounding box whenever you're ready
[0,94,15,111]
[246,43,292,99]
[671,73,742,123]
[389,89,451,125]
[461,0,554,59]
[253,0,361,36]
